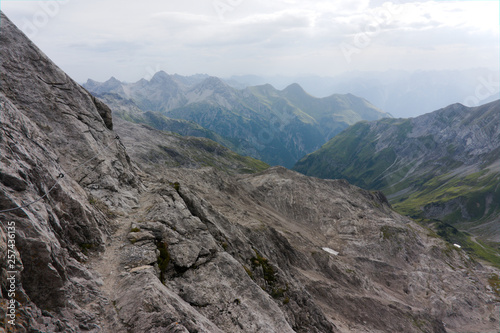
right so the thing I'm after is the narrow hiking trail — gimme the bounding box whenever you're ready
[86,182,158,332]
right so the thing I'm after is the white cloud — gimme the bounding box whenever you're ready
[1,0,498,82]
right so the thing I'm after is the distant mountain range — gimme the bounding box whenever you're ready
[84,72,390,167]
[227,69,500,118]
[294,100,500,242]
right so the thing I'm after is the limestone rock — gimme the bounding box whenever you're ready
[114,266,224,333]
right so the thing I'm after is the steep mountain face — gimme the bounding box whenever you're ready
[138,166,500,333]
[0,11,139,331]
[84,74,390,167]
[2,11,500,333]
[294,101,500,241]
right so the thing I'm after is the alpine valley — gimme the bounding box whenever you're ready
[1,10,500,333]
[83,73,390,168]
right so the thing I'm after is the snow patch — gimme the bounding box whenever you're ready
[322,247,339,256]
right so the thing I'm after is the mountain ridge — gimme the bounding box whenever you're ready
[293,100,500,241]
[84,73,390,167]
[226,69,500,118]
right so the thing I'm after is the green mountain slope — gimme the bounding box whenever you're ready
[167,101,325,167]
[294,101,500,241]
[96,92,268,174]
[96,92,254,155]
[84,74,390,167]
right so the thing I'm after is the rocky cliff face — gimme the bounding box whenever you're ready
[0,11,139,332]
[1,11,500,333]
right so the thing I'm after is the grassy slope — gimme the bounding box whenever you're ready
[109,101,269,174]
[114,108,253,154]
[393,170,500,222]
[115,116,270,175]
[293,121,398,189]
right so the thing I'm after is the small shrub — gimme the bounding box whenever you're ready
[251,250,276,284]
[169,182,180,192]
[250,250,289,300]
[79,243,93,255]
[243,265,254,280]
[271,287,286,299]
[488,274,500,297]
[157,241,171,282]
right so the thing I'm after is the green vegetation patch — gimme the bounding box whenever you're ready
[232,154,269,173]
[418,219,500,269]
[393,170,500,223]
[251,250,276,285]
[249,249,289,300]
[243,265,254,280]
[294,122,388,184]
[169,181,181,192]
[79,243,94,255]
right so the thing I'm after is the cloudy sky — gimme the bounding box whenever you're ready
[1,0,499,83]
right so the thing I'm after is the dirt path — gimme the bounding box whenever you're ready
[87,184,155,332]
[469,235,487,250]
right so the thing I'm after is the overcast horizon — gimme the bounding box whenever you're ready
[1,0,499,84]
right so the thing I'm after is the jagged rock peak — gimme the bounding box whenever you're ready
[84,78,101,88]
[150,70,173,83]
[105,76,122,84]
